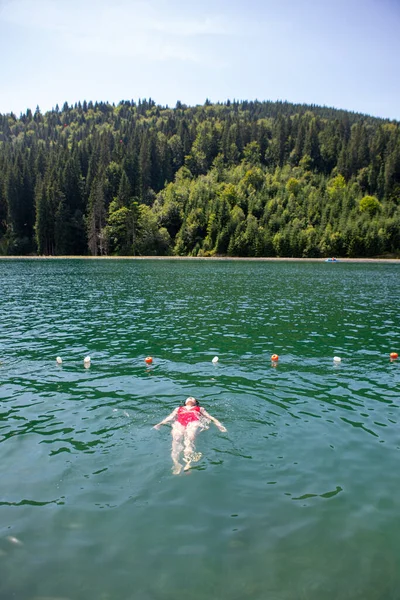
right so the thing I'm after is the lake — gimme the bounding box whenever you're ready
[1,258,400,600]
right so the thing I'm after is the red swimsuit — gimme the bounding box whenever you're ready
[176,405,201,427]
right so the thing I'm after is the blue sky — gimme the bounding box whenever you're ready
[0,0,399,119]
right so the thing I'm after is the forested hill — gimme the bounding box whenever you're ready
[1,98,400,258]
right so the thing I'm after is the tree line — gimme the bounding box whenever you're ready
[0,98,399,257]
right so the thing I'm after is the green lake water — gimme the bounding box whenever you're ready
[1,258,400,600]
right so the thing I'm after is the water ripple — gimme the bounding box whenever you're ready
[1,259,400,600]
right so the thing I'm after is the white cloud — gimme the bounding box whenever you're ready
[1,0,238,63]
[68,31,203,63]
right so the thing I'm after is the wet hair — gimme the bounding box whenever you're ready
[183,397,199,406]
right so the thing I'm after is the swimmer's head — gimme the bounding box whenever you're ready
[185,397,199,407]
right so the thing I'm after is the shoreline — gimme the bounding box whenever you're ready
[1,255,400,263]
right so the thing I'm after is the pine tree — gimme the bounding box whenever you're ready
[87,178,106,255]
[116,170,132,208]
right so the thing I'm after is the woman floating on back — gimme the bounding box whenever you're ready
[153,397,227,474]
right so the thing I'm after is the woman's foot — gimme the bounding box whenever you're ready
[172,462,182,475]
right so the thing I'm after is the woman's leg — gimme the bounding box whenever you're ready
[183,422,201,470]
[171,423,185,474]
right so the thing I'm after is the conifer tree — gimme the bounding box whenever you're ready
[87,178,106,256]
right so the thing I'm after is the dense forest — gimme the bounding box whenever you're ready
[1,98,400,257]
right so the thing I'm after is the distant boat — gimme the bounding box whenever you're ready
[325,257,340,262]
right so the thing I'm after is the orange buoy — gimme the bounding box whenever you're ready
[271,354,279,362]
[145,356,153,365]
[390,352,398,360]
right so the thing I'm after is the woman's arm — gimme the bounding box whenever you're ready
[200,408,227,432]
[153,407,179,429]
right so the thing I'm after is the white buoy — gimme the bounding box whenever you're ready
[212,356,219,364]
[333,356,341,363]
[56,356,62,364]
[84,356,91,368]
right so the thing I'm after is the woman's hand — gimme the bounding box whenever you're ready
[218,425,227,433]
[153,424,161,430]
